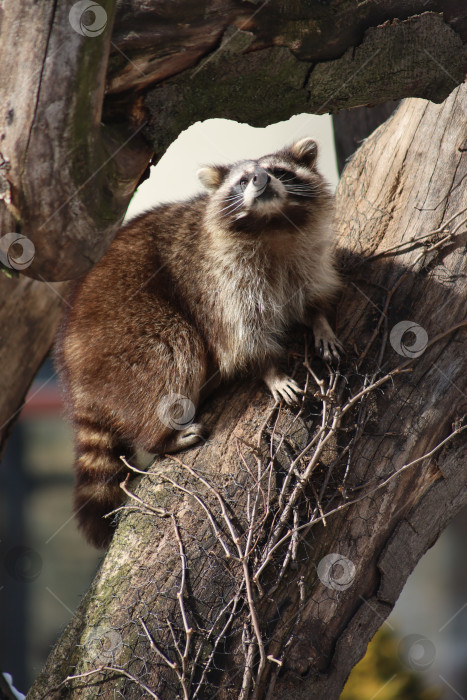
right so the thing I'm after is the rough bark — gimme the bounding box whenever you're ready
[0,0,465,282]
[0,0,151,282]
[27,84,467,700]
[0,277,67,458]
[109,0,467,98]
[332,102,400,174]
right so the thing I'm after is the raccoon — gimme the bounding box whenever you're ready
[55,137,341,548]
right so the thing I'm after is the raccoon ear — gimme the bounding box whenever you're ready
[197,166,227,190]
[289,138,318,167]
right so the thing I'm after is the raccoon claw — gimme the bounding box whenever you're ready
[312,314,342,364]
[315,336,342,364]
[271,377,303,405]
[263,368,303,405]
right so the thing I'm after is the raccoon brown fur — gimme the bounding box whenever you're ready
[55,137,341,548]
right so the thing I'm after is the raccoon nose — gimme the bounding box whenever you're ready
[252,168,270,190]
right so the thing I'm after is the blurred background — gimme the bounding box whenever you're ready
[1,114,466,699]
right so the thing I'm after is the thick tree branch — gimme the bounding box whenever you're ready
[0,0,151,281]
[109,1,467,95]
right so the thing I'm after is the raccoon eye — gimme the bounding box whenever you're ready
[270,167,292,181]
[239,177,249,190]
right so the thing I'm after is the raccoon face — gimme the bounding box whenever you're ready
[198,138,326,228]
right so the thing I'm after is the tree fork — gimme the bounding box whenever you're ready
[0,2,465,282]
[27,84,467,699]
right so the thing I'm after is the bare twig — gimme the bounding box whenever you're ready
[172,515,194,678]
[119,473,169,517]
[255,423,466,575]
[38,664,162,700]
[192,591,243,699]
[161,473,234,559]
[139,617,177,671]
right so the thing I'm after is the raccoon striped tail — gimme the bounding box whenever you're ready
[73,418,129,549]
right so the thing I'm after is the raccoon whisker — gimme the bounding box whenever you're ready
[220,201,245,219]
[223,203,245,219]
[220,196,243,206]
[284,184,315,189]
[218,198,244,214]
[276,177,313,187]
[219,206,242,218]
[285,190,314,195]
[219,198,242,207]
[226,200,245,214]
[219,200,242,211]
[223,193,244,201]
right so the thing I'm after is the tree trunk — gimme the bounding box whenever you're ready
[332,101,399,174]
[0,0,151,282]
[27,83,467,699]
[0,277,67,458]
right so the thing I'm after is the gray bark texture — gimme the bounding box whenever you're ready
[26,82,467,699]
[332,101,400,174]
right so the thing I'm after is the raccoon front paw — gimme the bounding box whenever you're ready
[312,313,342,363]
[315,333,342,363]
[263,367,303,405]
